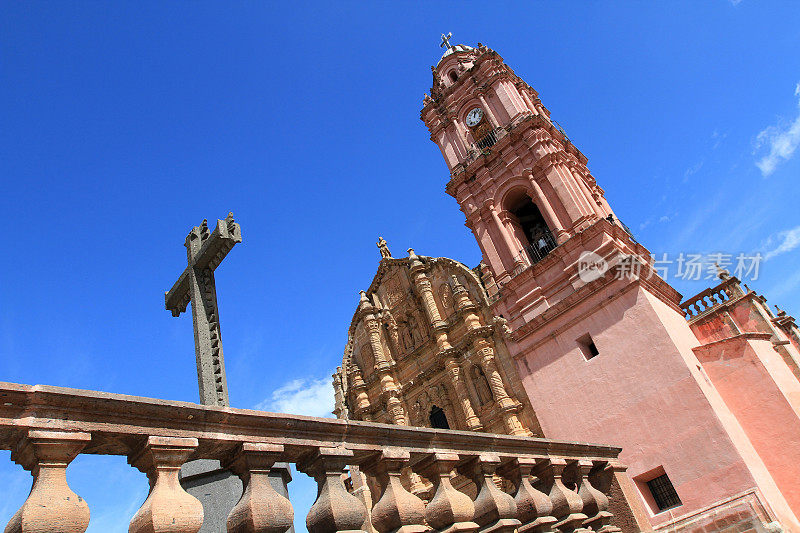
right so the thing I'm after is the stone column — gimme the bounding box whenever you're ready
[450,116,469,155]
[487,201,526,270]
[361,291,407,426]
[475,339,528,436]
[445,355,483,430]
[349,367,373,422]
[407,249,452,353]
[478,93,500,128]
[527,170,567,242]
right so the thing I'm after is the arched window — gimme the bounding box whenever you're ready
[449,71,458,83]
[429,405,450,429]
[507,194,557,264]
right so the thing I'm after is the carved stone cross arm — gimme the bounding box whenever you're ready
[165,213,242,407]
[165,214,242,316]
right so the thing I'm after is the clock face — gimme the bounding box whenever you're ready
[465,107,484,128]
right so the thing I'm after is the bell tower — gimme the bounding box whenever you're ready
[422,40,617,297]
[420,37,800,531]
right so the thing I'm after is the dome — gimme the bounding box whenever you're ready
[438,43,473,64]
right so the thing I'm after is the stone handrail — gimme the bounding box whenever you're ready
[680,277,743,320]
[0,382,628,532]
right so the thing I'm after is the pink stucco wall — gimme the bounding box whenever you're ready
[512,282,798,529]
[695,335,800,514]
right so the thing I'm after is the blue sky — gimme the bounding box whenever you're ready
[1,2,799,531]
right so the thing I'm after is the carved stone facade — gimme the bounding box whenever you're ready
[334,244,539,438]
[336,38,800,533]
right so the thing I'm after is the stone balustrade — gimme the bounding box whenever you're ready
[680,277,743,320]
[0,382,629,533]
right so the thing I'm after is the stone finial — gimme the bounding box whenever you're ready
[407,248,423,269]
[358,290,372,311]
[716,263,731,280]
[377,236,392,259]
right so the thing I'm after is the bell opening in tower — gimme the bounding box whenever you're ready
[509,196,557,264]
[429,405,449,429]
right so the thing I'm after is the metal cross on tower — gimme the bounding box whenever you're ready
[440,32,454,50]
[165,212,242,406]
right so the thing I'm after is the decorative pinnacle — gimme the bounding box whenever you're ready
[715,263,731,281]
[440,32,454,50]
[377,236,392,259]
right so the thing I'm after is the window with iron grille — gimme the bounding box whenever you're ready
[646,474,682,511]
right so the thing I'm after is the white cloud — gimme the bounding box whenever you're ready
[764,225,800,260]
[754,82,800,177]
[682,160,704,182]
[711,129,728,150]
[255,375,335,418]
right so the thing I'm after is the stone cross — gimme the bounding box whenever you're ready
[165,213,242,407]
[440,32,454,50]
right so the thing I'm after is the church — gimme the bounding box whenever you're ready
[333,38,800,532]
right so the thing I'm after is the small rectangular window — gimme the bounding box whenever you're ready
[578,334,599,360]
[646,473,682,511]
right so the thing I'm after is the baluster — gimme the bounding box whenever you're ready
[5,430,91,533]
[577,461,620,533]
[361,448,428,533]
[458,454,519,533]
[128,436,204,533]
[497,457,556,533]
[297,447,366,533]
[539,459,587,533]
[224,443,293,533]
[412,452,478,533]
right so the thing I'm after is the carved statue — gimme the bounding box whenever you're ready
[408,315,423,346]
[472,366,494,406]
[400,322,413,351]
[377,236,392,259]
[440,284,454,314]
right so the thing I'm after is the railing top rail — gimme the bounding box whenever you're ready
[679,277,740,311]
[0,382,621,463]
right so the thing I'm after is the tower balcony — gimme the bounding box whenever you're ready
[0,381,636,532]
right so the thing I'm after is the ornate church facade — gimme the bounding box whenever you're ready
[334,39,800,532]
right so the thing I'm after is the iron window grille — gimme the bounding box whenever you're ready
[476,130,498,151]
[646,473,682,511]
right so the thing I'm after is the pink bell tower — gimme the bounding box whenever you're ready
[422,37,800,532]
